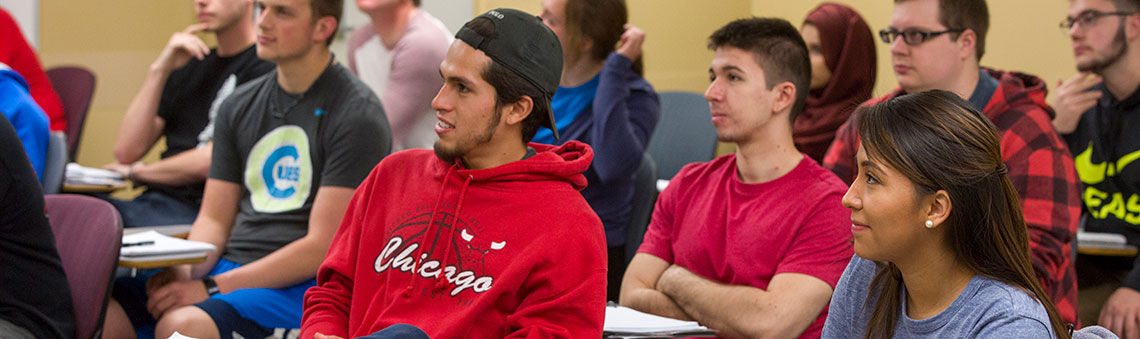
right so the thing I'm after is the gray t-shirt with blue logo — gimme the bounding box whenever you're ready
[210,61,391,264]
[822,255,1057,339]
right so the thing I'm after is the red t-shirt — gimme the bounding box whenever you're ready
[639,154,853,338]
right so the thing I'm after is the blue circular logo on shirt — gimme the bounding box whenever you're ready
[263,145,300,198]
[245,126,312,213]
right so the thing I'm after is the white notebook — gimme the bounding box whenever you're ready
[120,230,216,258]
[65,162,126,186]
[604,304,715,337]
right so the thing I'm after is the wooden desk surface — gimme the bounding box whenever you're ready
[123,224,193,238]
[62,182,127,193]
[119,256,205,269]
[1078,245,1139,257]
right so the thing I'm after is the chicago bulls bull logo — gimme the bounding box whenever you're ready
[459,229,505,273]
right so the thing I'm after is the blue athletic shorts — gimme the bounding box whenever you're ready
[112,258,315,339]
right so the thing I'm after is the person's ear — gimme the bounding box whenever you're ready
[770,81,797,116]
[580,37,594,56]
[502,96,534,127]
[313,16,338,44]
[924,189,952,229]
[1127,14,1140,41]
[957,29,977,62]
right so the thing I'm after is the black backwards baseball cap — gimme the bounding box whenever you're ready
[455,8,564,139]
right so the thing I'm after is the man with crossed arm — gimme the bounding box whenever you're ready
[621,18,852,339]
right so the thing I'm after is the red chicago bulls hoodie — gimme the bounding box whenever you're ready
[301,141,607,339]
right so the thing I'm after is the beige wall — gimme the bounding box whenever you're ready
[475,0,752,154]
[474,0,752,93]
[475,0,1079,155]
[39,0,204,170]
[754,0,1076,99]
[40,0,1080,165]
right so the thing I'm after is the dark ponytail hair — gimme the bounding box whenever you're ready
[855,90,1069,339]
[562,0,643,74]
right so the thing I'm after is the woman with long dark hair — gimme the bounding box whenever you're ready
[821,90,1069,338]
[538,0,660,301]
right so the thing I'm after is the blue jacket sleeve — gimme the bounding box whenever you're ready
[587,52,660,185]
[0,77,49,183]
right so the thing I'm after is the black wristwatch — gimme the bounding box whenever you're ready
[202,276,220,296]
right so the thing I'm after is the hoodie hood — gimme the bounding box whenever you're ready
[981,68,1054,120]
[440,140,594,191]
[403,140,595,297]
[875,68,1053,120]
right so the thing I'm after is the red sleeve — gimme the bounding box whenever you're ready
[636,165,688,263]
[998,108,1080,324]
[773,190,854,288]
[505,212,607,338]
[0,10,65,131]
[300,165,380,339]
[822,117,858,184]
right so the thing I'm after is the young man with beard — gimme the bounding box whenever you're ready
[103,0,273,228]
[822,0,1082,324]
[101,0,391,337]
[301,8,607,339]
[620,18,852,339]
[1053,0,1140,335]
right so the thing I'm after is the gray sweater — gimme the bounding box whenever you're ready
[823,255,1056,338]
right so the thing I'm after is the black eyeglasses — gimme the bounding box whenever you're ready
[878,28,966,45]
[1059,10,1137,30]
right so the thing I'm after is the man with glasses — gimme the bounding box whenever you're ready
[823,0,1081,325]
[1053,0,1140,336]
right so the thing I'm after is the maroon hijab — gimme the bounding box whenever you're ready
[796,3,876,163]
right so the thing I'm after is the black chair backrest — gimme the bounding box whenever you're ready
[647,91,716,180]
[624,153,658,265]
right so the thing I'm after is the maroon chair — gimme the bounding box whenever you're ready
[45,66,96,161]
[44,194,122,339]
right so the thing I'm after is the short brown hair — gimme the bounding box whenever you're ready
[896,0,989,61]
[309,0,343,46]
[708,17,811,123]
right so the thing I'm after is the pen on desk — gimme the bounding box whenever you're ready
[122,240,155,247]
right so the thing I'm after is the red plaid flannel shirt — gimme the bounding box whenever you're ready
[821,69,1082,324]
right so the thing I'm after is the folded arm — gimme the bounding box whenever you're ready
[619,253,693,321]
[656,267,833,339]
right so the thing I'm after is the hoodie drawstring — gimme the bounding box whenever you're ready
[403,164,456,298]
[435,173,473,290]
